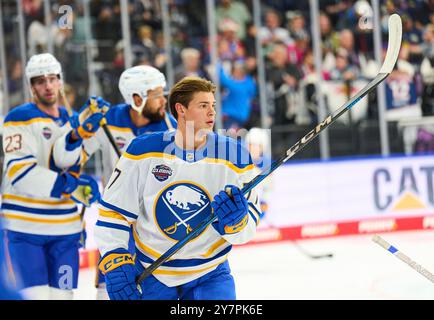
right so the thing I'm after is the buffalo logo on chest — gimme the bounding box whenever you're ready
[155,183,211,241]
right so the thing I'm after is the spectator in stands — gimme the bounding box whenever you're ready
[338,29,362,68]
[91,4,121,63]
[7,58,24,108]
[420,24,434,115]
[258,9,293,55]
[265,42,303,126]
[287,12,310,65]
[301,50,331,124]
[216,0,251,40]
[402,14,425,65]
[329,48,359,81]
[320,12,340,54]
[132,25,157,64]
[217,19,246,69]
[219,61,257,130]
[174,48,208,83]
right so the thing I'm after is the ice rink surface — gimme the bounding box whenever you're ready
[74,230,434,300]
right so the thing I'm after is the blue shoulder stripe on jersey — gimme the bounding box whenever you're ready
[248,210,258,225]
[4,103,41,123]
[125,131,172,156]
[125,131,252,168]
[135,244,232,268]
[4,103,71,125]
[1,203,77,215]
[99,199,139,220]
[105,104,131,128]
[11,163,37,186]
[96,220,131,232]
[204,133,253,168]
[6,155,36,169]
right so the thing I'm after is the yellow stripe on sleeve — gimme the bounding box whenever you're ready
[2,194,75,205]
[98,209,130,223]
[0,213,80,224]
[7,161,36,179]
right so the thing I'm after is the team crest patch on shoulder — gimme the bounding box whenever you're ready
[152,164,173,182]
[42,127,52,139]
[155,182,211,241]
[115,136,126,149]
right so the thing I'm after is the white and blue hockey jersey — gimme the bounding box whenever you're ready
[1,103,82,236]
[54,104,177,185]
[94,130,264,287]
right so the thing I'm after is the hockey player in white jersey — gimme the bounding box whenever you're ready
[0,53,105,299]
[94,76,264,300]
[54,65,176,186]
[53,65,176,299]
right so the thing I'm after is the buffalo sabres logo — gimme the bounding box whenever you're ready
[155,182,211,241]
[42,127,52,139]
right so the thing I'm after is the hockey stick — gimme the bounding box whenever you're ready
[136,14,402,285]
[87,99,122,158]
[372,235,434,284]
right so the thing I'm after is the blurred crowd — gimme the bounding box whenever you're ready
[0,0,433,155]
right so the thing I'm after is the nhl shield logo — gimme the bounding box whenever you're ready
[152,164,173,182]
[155,182,212,241]
[42,127,52,139]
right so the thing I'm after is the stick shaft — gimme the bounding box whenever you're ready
[372,235,434,284]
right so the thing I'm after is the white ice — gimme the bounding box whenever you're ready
[74,230,434,300]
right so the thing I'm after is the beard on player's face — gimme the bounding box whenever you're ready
[141,104,165,122]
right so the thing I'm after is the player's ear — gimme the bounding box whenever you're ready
[175,102,185,118]
[132,94,143,108]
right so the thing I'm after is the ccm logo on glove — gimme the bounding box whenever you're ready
[99,253,134,274]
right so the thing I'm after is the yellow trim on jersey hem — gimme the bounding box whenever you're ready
[151,257,228,275]
[0,213,81,224]
[2,194,75,205]
[4,118,54,127]
[99,209,129,223]
[7,161,37,178]
[201,238,228,258]
[107,125,133,133]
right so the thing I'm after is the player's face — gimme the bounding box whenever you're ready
[142,86,167,122]
[183,91,216,133]
[31,74,60,107]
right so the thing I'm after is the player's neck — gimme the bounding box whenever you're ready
[174,128,207,150]
[35,101,60,118]
[129,108,150,127]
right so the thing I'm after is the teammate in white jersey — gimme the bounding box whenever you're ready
[0,53,105,299]
[94,76,263,300]
[53,65,176,299]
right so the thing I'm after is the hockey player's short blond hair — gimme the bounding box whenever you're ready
[169,76,216,119]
